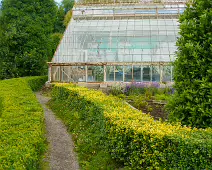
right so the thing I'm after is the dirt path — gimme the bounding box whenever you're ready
[36,92,80,170]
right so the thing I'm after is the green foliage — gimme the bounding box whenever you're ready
[0,0,57,79]
[54,5,66,33]
[51,84,212,169]
[26,76,48,91]
[110,83,124,96]
[49,84,120,169]
[62,0,74,14]
[64,10,72,27]
[0,77,47,169]
[49,33,63,61]
[133,95,148,109]
[154,93,171,101]
[166,0,212,128]
[0,97,3,117]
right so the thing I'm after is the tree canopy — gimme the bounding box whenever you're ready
[0,0,57,78]
[167,0,212,128]
[62,0,74,14]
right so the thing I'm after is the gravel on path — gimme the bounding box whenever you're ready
[36,92,80,170]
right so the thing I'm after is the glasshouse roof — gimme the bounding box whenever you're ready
[51,0,188,65]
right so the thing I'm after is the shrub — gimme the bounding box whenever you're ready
[51,84,212,169]
[25,76,48,91]
[166,0,212,128]
[0,77,47,169]
[124,82,173,99]
[124,82,160,95]
[110,82,125,96]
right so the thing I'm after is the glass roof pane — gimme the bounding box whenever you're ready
[53,3,184,64]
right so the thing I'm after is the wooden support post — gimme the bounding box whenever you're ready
[103,65,106,82]
[85,65,88,82]
[123,65,125,82]
[48,64,52,82]
[160,65,163,83]
[60,66,62,82]
[68,66,71,82]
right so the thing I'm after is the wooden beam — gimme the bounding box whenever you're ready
[48,61,172,66]
[73,14,180,20]
[75,2,188,6]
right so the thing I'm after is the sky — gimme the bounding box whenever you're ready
[55,0,63,4]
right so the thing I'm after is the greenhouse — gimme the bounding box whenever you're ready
[48,0,188,83]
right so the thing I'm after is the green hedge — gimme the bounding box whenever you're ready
[51,84,212,169]
[0,77,47,169]
[25,76,48,91]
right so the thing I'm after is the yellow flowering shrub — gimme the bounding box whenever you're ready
[52,83,212,169]
[0,77,47,169]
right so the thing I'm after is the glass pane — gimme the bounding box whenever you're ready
[152,66,160,82]
[163,66,172,82]
[106,66,114,82]
[53,19,180,63]
[115,66,123,82]
[124,66,132,82]
[52,66,60,82]
[133,65,141,82]
[61,66,69,82]
[87,66,104,82]
[69,66,86,82]
[143,66,150,81]
[171,66,174,82]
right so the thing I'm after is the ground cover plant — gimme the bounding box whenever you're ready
[110,82,173,120]
[50,83,212,169]
[0,76,47,169]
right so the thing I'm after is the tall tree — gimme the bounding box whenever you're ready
[54,5,66,33]
[167,0,212,128]
[64,10,72,27]
[0,0,57,78]
[62,0,74,14]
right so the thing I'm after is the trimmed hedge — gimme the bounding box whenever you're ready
[25,76,48,91]
[0,76,47,169]
[51,84,212,169]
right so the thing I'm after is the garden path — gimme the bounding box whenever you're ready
[36,92,80,170]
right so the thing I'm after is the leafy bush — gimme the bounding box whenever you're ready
[133,95,148,109]
[26,76,48,91]
[154,94,171,101]
[124,82,160,95]
[110,82,125,96]
[51,84,212,169]
[166,0,212,128]
[0,77,47,169]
